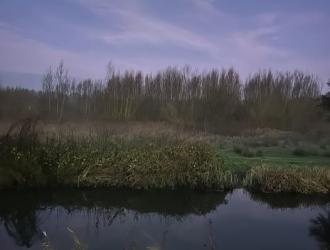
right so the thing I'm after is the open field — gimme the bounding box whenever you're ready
[0,120,329,194]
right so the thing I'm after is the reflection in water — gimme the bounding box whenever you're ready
[0,189,329,250]
[0,192,46,247]
[0,209,41,247]
[0,189,227,249]
[250,191,330,250]
[310,210,330,250]
[248,191,330,209]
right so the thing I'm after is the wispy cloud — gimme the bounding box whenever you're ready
[77,0,219,55]
[97,9,218,54]
[0,27,108,78]
[187,0,220,16]
[80,0,287,67]
[0,0,329,82]
[231,25,288,58]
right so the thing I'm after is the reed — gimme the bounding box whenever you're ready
[41,228,87,250]
[245,165,330,194]
[0,119,226,190]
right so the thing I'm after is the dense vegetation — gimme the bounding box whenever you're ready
[0,62,329,193]
[0,119,227,190]
[1,61,329,133]
[0,119,329,194]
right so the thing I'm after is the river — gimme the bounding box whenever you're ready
[0,189,329,250]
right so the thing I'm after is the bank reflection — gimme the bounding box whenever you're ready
[310,210,330,250]
[0,189,228,248]
[248,191,330,209]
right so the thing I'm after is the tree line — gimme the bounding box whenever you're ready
[0,61,328,133]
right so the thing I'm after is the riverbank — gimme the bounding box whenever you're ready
[0,120,329,194]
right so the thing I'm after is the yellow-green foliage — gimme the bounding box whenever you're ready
[82,142,225,190]
[0,132,226,190]
[245,166,330,194]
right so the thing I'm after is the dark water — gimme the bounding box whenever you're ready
[0,189,330,250]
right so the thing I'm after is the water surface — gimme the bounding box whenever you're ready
[0,189,329,250]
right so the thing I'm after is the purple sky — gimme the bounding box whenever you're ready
[0,0,329,83]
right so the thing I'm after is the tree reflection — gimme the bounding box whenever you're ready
[48,189,228,217]
[0,192,44,247]
[0,189,228,248]
[2,211,41,247]
[310,210,330,250]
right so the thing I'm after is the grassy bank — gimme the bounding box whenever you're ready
[0,120,228,190]
[0,120,330,194]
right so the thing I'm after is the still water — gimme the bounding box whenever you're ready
[0,189,329,250]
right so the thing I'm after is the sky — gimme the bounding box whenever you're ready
[0,0,329,84]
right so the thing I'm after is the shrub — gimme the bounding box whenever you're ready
[0,124,227,190]
[82,141,225,190]
[241,148,255,157]
[233,145,263,158]
[245,136,279,147]
[233,145,242,154]
[0,119,46,188]
[245,166,330,194]
[292,147,307,156]
[292,146,319,157]
[256,150,263,157]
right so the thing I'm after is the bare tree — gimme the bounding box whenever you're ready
[42,67,54,114]
[0,63,326,132]
[54,61,70,122]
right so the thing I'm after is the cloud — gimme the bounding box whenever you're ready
[0,23,213,78]
[77,0,219,55]
[255,12,278,26]
[187,0,220,16]
[78,0,289,64]
[97,9,218,54]
[231,26,288,59]
[0,0,329,84]
[256,10,327,28]
[0,27,108,78]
